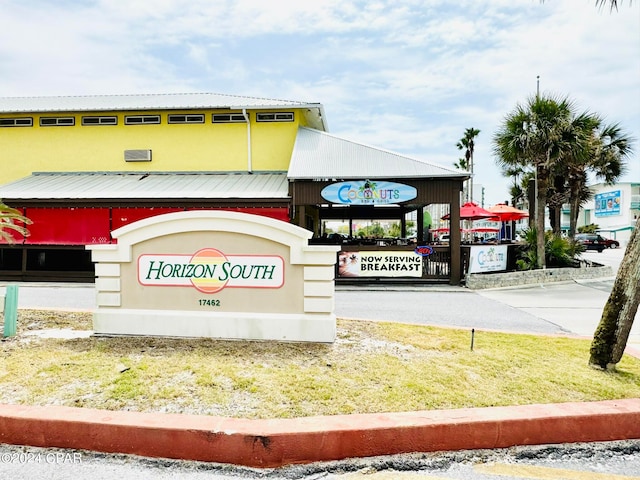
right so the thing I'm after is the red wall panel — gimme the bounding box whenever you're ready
[186,207,290,222]
[14,206,289,246]
[237,207,290,222]
[113,208,289,229]
[24,208,111,245]
[111,207,184,230]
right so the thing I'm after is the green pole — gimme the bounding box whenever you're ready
[3,284,18,338]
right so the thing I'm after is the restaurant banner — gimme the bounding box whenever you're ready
[468,245,508,273]
[338,250,423,277]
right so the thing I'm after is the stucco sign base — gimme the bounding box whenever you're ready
[92,309,336,342]
[88,211,340,343]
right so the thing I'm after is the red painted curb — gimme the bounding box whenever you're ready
[626,344,640,359]
[1,399,639,468]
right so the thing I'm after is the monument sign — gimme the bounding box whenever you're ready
[87,211,340,342]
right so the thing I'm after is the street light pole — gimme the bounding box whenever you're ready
[535,75,539,237]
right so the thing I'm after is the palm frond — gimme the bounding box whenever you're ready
[0,203,31,243]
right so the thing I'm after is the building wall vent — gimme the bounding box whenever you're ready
[124,149,152,162]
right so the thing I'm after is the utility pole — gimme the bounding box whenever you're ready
[534,75,540,238]
[469,149,473,204]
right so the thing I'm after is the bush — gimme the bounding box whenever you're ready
[515,227,583,271]
[578,224,599,234]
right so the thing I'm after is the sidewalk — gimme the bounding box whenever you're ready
[476,279,640,355]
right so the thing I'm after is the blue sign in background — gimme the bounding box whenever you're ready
[595,190,621,217]
[321,180,417,205]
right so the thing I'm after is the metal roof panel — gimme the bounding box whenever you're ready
[0,93,322,113]
[0,172,289,200]
[288,127,468,180]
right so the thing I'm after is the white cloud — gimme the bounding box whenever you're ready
[0,0,638,206]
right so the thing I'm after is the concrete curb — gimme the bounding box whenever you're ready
[1,399,639,468]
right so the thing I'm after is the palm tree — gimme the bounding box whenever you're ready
[596,0,625,9]
[0,202,30,242]
[453,156,469,171]
[544,0,626,10]
[503,165,529,206]
[493,95,577,268]
[564,120,632,237]
[544,112,600,236]
[547,173,569,235]
[456,128,480,203]
[453,155,470,210]
[537,0,639,372]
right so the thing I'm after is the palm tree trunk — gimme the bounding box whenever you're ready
[589,217,640,369]
[568,184,581,238]
[535,165,548,269]
[550,175,564,236]
[527,179,536,229]
[549,205,562,236]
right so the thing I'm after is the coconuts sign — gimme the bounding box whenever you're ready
[321,180,416,205]
[88,211,339,342]
[468,245,508,273]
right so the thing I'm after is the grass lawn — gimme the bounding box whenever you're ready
[1,309,639,419]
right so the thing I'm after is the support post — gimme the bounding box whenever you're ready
[2,284,18,338]
[417,207,424,243]
[450,191,462,285]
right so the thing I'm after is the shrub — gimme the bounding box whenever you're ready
[515,227,582,271]
[578,224,599,234]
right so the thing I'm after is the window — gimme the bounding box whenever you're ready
[256,112,294,122]
[168,114,204,124]
[0,117,33,127]
[82,116,118,126]
[40,117,75,126]
[124,115,160,125]
[212,113,247,123]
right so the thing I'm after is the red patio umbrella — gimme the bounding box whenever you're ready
[487,203,529,222]
[441,202,498,221]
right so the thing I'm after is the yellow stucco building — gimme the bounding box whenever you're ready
[0,94,326,182]
[0,93,467,283]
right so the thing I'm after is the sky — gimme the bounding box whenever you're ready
[1,0,638,207]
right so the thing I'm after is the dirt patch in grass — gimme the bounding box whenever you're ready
[1,309,640,419]
[16,309,92,331]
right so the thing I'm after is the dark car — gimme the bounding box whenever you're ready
[575,233,605,252]
[599,236,620,249]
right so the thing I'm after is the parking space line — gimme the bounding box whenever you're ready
[475,462,640,479]
[329,471,453,479]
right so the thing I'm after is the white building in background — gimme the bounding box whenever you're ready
[563,182,640,245]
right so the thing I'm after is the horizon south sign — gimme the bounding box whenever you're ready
[321,180,417,205]
[138,249,284,293]
[88,211,340,343]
